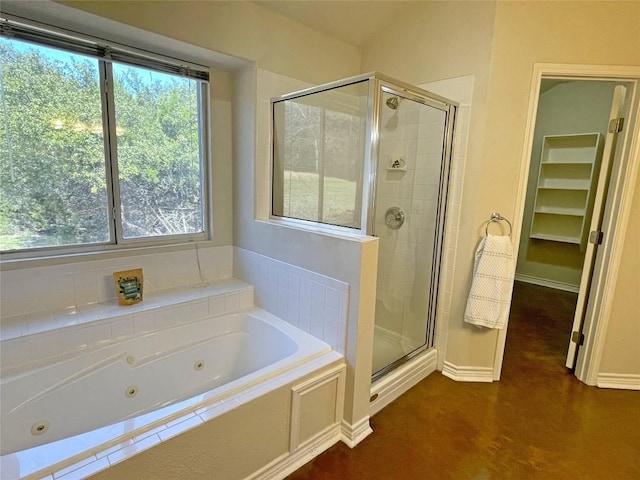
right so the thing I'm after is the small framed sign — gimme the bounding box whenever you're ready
[113,268,143,306]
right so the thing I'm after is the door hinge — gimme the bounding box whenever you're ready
[609,117,624,133]
[572,331,585,345]
[589,230,604,245]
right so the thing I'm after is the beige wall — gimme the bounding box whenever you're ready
[56,0,639,378]
[91,387,292,480]
[599,170,640,375]
[3,5,637,478]
[9,0,637,402]
[480,1,640,375]
[363,0,640,374]
[59,0,361,84]
[361,0,499,367]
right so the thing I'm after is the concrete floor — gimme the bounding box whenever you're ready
[286,282,640,479]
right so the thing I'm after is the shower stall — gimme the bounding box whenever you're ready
[271,73,456,385]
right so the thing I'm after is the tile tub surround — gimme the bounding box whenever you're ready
[0,245,233,319]
[233,247,350,355]
[1,244,352,479]
[0,278,253,374]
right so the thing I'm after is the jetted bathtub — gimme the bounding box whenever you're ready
[0,307,333,479]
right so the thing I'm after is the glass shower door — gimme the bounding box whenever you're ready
[371,88,451,378]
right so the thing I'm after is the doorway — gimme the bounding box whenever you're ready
[506,281,578,374]
[510,79,617,370]
[496,64,640,385]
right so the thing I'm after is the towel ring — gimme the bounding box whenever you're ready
[485,212,512,237]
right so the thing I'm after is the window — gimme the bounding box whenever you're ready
[272,81,368,229]
[0,23,209,254]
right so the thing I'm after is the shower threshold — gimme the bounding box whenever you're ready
[370,347,438,415]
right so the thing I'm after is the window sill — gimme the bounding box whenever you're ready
[0,240,223,271]
[258,217,376,243]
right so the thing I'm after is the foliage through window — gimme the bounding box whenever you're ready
[272,81,368,229]
[0,34,208,253]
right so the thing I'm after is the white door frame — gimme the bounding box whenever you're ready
[493,63,640,384]
[566,84,627,370]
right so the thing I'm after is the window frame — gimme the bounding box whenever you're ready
[0,17,212,260]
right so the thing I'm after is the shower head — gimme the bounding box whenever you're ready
[386,96,400,110]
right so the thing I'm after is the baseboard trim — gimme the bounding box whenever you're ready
[515,274,579,293]
[250,415,374,478]
[442,361,494,382]
[340,416,373,448]
[370,348,438,416]
[250,423,342,479]
[597,373,640,391]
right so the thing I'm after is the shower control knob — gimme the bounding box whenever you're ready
[385,206,405,229]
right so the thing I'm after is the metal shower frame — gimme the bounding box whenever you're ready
[271,72,458,379]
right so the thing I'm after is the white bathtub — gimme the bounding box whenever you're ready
[0,307,333,479]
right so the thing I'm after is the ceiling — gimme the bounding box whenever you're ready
[255,1,411,48]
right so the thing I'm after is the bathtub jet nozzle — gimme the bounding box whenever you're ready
[31,420,49,436]
[125,385,139,398]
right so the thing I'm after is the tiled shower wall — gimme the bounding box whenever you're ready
[374,98,446,343]
[252,70,473,374]
[233,247,349,354]
[421,76,473,367]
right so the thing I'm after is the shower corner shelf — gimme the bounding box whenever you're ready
[386,158,407,172]
[529,133,603,247]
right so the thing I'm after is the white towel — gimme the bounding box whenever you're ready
[464,234,515,329]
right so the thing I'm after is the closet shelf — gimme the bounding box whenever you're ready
[534,207,585,216]
[530,233,581,244]
[529,133,603,248]
[541,161,593,165]
[537,186,589,191]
